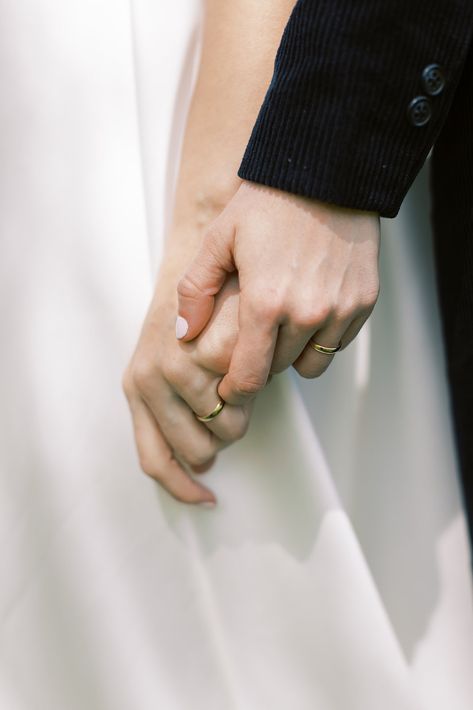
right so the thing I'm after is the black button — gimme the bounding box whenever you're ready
[422,64,446,96]
[408,96,432,127]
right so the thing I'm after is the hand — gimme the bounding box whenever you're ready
[176,181,380,406]
[123,265,251,506]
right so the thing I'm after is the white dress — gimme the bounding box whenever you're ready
[0,1,472,708]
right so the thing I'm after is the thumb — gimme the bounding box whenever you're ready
[176,222,235,342]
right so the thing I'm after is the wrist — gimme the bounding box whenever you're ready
[160,180,239,277]
[240,179,379,219]
[172,177,241,234]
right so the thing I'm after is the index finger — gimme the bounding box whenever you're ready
[217,298,278,406]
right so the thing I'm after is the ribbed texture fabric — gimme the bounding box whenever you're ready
[431,40,473,551]
[238,0,473,217]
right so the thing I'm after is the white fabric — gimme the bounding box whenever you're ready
[0,1,472,708]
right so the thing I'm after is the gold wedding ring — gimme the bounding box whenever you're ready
[310,339,342,355]
[195,397,226,422]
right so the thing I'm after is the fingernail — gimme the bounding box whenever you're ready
[198,500,216,509]
[175,316,189,339]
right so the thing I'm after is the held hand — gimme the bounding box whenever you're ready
[176,181,381,406]
[123,269,251,506]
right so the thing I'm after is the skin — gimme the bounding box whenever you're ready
[125,0,381,506]
[177,183,381,406]
[123,0,297,506]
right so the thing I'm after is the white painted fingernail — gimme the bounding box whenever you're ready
[175,316,189,339]
[198,500,216,509]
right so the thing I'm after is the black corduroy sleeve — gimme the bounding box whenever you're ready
[237,0,473,218]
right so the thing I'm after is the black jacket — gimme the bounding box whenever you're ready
[237,1,473,556]
[237,0,473,218]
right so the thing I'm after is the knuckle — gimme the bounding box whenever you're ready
[132,359,156,392]
[293,360,312,379]
[194,333,233,375]
[248,293,284,324]
[311,303,332,326]
[292,304,329,330]
[360,284,380,311]
[161,357,183,386]
[333,296,358,323]
[232,376,266,397]
[183,443,218,468]
[198,350,230,377]
[185,453,212,468]
[232,416,250,441]
[295,361,330,379]
[336,289,378,321]
[139,455,183,498]
[292,309,316,331]
[138,454,161,480]
[219,414,250,443]
[269,360,287,375]
[121,367,134,399]
[177,271,201,300]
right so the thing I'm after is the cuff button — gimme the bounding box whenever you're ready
[408,96,432,127]
[422,64,446,96]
